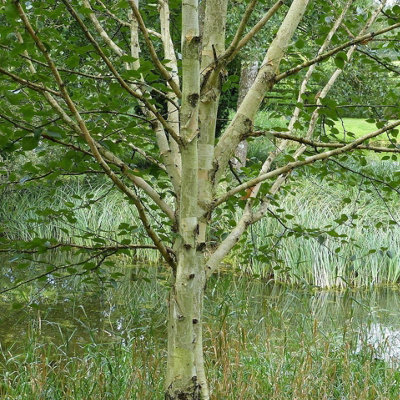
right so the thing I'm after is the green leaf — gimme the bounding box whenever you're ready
[21,136,39,151]
[295,38,305,49]
[120,55,138,63]
[33,128,43,140]
[327,230,339,237]
[46,128,63,139]
[334,52,347,69]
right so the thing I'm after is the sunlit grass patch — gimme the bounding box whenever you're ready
[333,118,397,140]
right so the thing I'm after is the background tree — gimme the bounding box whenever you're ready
[232,60,259,169]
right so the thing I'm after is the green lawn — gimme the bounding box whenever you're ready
[333,118,396,140]
[253,111,396,142]
[247,112,398,161]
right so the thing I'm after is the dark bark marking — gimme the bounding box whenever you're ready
[187,93,199,108]
[244,117,253,130]
[196,242,206,251]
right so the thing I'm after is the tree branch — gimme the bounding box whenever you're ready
[15,0,176,269]
[1,110,172,216]
[212,0,310,186]
[328,159,400,196]
[0,43,179,107]
[211,120,400,209]
[159,0,181,173]
[0,242,173,254]
[60,0,182,145]
[356,47,400,75]
[246,0,353,201]
[0,250,112,295]
[0,112,94,157]
[201,0,283,91]
[94,0,162,38]
[251,130,400,153]
[127,143,167,171]
[83,0,125,56]
[0,67,61,96]
[94,0,130,27]
[128,0,182,98]
[222,0,258,61]
[222,0,284,64]
[275,21,400,82]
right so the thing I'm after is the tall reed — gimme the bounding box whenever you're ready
[1,180,160,263]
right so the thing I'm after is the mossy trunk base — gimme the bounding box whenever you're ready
[165,377,201,400]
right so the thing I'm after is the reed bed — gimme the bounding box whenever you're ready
[1,154,399,288]
[0,181,161,263]
[232,168,400,288]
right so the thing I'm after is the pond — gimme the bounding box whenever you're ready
[1,257,400,399]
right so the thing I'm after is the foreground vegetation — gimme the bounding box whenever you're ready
[1,275,400,400]
[1,113,398,397]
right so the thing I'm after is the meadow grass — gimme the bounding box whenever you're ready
[253,110,396,140]
[248,112,398,162]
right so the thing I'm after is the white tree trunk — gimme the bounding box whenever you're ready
[165,0,205,398]
[165,251,207,399]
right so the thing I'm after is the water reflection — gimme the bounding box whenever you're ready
[356,323,400,365]
[1,253,400,368]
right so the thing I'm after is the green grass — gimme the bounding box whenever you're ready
[246,113,398,161]
[333,118,397,140]
[252,110,396,140]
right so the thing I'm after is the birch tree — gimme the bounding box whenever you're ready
[1,0,400,398]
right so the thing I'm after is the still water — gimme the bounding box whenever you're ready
[1,259,400,367]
